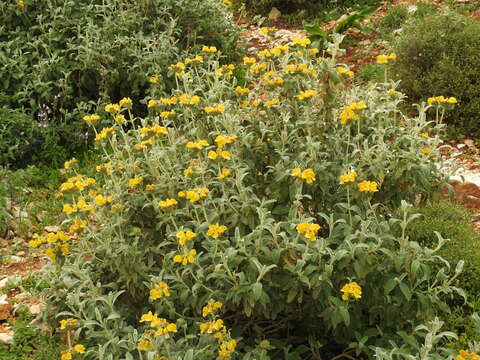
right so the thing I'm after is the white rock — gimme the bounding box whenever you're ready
[29,303,44,315]
[0,332,14,345]
[457,143,466,149]
[0,278,9,290]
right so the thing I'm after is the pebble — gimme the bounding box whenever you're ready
[0,332,14,345]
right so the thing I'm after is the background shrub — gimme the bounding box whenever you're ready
[392,10,480,137]
[405,201,480,295]
[0,0,238,168]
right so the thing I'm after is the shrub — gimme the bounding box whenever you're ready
[234,0,379,16]
[392,10,480,137]
[405,201,480,295]
[36,40,466,359]
[0,0,238,168]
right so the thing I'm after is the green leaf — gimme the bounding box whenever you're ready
[339,306,350,326]
[384,278,397,295]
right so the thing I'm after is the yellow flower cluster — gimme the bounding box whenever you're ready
[216,64,235,77]
[160,110,176,119]
[137,338,154,351]
[387,89,399,97]
[296,223,321,241]
[134,139,154,151]
[202,45,217,53]
[95,127,115,141]
[94,194,113,206]
[59,175,95,192]
[296,90,317,100]
[248,63,267,74]
[260,27,276,36]
[176,231,197,245]
[169,62,185,72]
[427,96,458,105]
[60,345,85,360]
[200,319,226,334]
[337,67,354,78]
[357,180,378,194]
[129,177,144,189]
[149,76,159,84]
[139,311,177,336]
[204,104,226,115]
[243,57,256,65]
[158,198,177,210]
[339,101,367,125]
[104,103,120,113]
[339,171,358,184]
[377,53,397,64]
[149,282,170,300]
[263,72,284,87]
[140,125,168,137]
[219,168,231,179]
[456,350,480,360]
[63,197,96,215]
[28,231,73,261]
[235,86,250,96]
[59,318,78,329]
[218,340,237,360]
[284,63,318,76]
[419,132,429,139]
[202,300,223,317]
[206,224,228,238]
[17,0,25,8]
[119,97,132,109]
[291,37,311,47]
[69,219,88,233]
[187,139,209,150]
[179,94,200,106]
[291,168,316,184]
[421,147,431,155]
[173,249,197,265]
[63,158,78,169]
[264,98,279,108]
[184,55,204,65]
[341,282,362,300]
[82,114,101,124]
[178,187,209,203]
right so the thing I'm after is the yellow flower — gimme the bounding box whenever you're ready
[137,338,154,351]
[339,171,358,184]
[115,114,126,123]
[421,147,431,155]
[60,351,72,360]
[173,250,197,265]
[202,300,223,317]
[119,97,132,109]
[291,168,315,184]
[202,45,217,53]
[357,180,378,194]
[149,76,159,84]
[59,318,78,329]
[140,125,168,137]
[129,177,144,189]
[219,168,231,179]
[94,195,113,206]
[215,135,237,148]
[243,57,256,65]
[176,231,197,245]
[387,89,399,97]
[260,27,276,36]
[206,224,228,239]
[73,344,85,354]
[63,203,77,215]
[264,98,279,108]
[296,90,317,100]
[17,0,25,8]
[337,67,354,78]
[104,103,120,113]
[377,53,396,64]
[260,339,271,349]
[341,282,362,300]
[339,102,367,125]
[204,104,225,115]
[63,158,78,169]
[291,37,311,47]
[158,199,178,210]
[235,86,250,96]
[296,223,321,241]
[150,282,170,300]
[186,140,209,150]
[82,114,101,125]
[419,132,429,139]
[94,127,115,141]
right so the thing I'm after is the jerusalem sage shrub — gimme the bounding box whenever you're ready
[36,37,469,359]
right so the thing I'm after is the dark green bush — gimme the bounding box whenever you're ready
[377,2,437,33]
[405,201,480,294]
[235,0,379,16]
[392,10,480,137]
[0,0,238,168]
